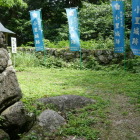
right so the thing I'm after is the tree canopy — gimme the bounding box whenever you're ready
[0,0,27,7]
[0,0,131,46]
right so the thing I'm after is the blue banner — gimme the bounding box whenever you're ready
[66,8,80,51]
[130,0,140,56]
[112,1,125,53]
[29,9,44,51]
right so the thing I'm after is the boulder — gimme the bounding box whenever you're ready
[98,55,110,64]
[95,50,104,56]
[64,52,75,61]
[37,95,95,112]
[108,55,113,60]
[21,110,66,140]
[37,109,66,132]
[0,48,9,72]
[0,129,10,140]
[0,66,22,113]
[1,101,35,139]
[113,53,120,58]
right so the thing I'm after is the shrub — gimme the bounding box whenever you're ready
[11,52,40,68]
[84,56,102,70]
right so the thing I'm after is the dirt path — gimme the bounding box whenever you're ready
[99,93,140,140]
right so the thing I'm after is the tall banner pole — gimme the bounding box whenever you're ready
[77,8,82,70]
[130,0,140,56]
[121,0,126,71]
[65,7,82,69]
[80,50,82,69]
[112,1,125,70]
[40,9,47,65]
[29,9,45,53]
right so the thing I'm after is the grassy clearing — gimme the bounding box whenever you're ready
[17,68,140,104]
[16,68,140,139]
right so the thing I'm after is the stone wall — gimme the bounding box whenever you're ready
[10,47,134,65]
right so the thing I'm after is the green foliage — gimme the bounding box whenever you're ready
[125,1,132,36]
[79,2,113,40]
[11,51,82,69]
[84,56,101,70]
[57,2,113,42]
[11,52,40,68]
[49,39,113,50]
[0,0,27,7]
[44,39,56,48]
[124,56,140,73]
[56,40,69,48]
[81,38,114,50]
[0,0,132,47]
[44,39,69,48]
[21,37,114,50]
[57,99,109,140]
[45,38,113,50]
[41,55,67,68]
[11,51,140,73]
[39,55,83,69]
[9,19,32,46]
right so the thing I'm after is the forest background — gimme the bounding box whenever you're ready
[0,0,131,48]
[1,1,140,139]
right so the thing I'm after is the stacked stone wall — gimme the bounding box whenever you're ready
[9,47,134,64]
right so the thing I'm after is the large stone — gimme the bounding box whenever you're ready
[108,55,113,60]
[37,109,66,132]
[64,52,75,61]
[0,48,9,72]
[0,66,22,113]
[21,110,66,140]
[0,129,10,140]
[37,95,95,112]
[98,55,110,64]
[95,50,104,56]
[1,101,35,139]
[106,50,113,55]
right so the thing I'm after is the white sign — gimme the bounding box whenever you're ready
[11,37,17,53]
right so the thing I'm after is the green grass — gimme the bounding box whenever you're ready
[16,68,140,139]
[11,52,40,68]
[17,68,140,101]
